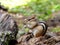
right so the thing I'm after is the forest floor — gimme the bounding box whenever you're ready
[0,9,60,45]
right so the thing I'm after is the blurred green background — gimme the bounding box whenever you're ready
[0,0,60,21]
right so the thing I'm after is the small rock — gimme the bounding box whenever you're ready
[17,34,32,43]
[55,42,60,45]
[56,32,60,36]
[53,36,60,42]
[36,42,47,45]
[29,37,41,45]
[45,31,57,39]
[44,39,56,45]
[21,42,29,45]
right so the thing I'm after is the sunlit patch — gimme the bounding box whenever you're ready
[0,0,31,9]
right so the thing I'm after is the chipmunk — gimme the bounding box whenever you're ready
[26,18,48,37]
[23,15,48,37]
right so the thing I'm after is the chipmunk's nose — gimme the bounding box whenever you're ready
[32,21,48,37]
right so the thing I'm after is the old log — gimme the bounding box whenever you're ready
[0,13,18,45]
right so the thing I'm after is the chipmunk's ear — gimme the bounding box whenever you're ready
[39,21,48,36]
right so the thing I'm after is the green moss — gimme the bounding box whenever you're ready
[18,23,24,29]
[51,27,60,32]
[25,28,30,33]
